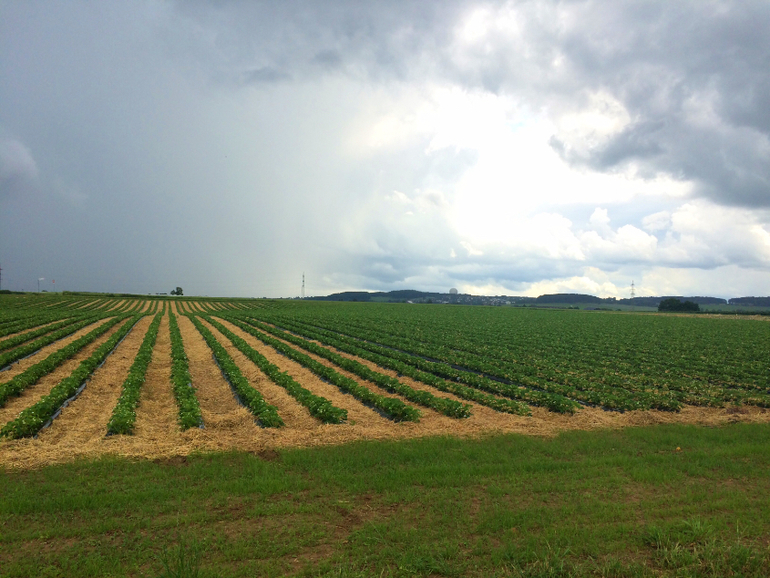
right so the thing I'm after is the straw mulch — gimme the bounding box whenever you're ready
[1,313,768,470]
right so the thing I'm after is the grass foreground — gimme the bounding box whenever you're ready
[1,423,769,577]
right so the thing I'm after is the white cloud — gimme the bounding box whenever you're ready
[522,267,625,298]
[642,210,671,232]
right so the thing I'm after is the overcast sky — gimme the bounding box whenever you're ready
[2,1,769,298]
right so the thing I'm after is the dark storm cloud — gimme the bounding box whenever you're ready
[242,66,291,84]
[178,1,770,208]
[539,1,770,207]
[2,0,769,297]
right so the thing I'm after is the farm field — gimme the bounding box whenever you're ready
[0,293,768,468]
[1,293,770,576]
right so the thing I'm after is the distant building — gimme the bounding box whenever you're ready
[449,288,458,295]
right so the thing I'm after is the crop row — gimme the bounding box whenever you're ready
[224,317,421,422]
[201,315,347,424]
[0,317,83,354]
[0,315,105,370]
[168,310,203,430]
[243,315,539,416]
[107,312,164,435]
[331,315,770,409]
[0,315,130,407]
[258,312,680,412]
[189,315,284,427]
[0,315,142,439]
[310,307,769,401]
[229,315,472,419]
[0,311,77,339]
[244,312,579,413]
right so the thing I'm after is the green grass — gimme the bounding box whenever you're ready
[1,423,770,577]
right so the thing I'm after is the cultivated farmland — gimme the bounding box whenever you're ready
[0,294,768,469]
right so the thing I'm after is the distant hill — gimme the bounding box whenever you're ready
[728,296,770,307]
[535,293,604,304]
[535,294,728,306]
[309,290,444,302]
[309,290,768,308]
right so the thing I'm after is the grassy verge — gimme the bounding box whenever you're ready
[1,423,769,577]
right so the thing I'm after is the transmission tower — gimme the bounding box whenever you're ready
[301,273,305,299]
[631,280,636,300]
[0,263,2,291]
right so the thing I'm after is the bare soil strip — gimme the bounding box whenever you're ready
[0,319,131,429]
[0,318,112,384]
[131,313,185,450]
[34,316,154,448]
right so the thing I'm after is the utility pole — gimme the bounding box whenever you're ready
[301,273,305,299]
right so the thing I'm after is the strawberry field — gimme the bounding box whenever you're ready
[0,293,768,468]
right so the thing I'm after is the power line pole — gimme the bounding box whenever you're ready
[301,273,305,299]
[0,263,3,291]
[631,280,635,300]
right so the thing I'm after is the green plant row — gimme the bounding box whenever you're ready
[288,314,674,413]
[201,315,347,424]
[247,313,575,414]
[106,312,164,435]
[188,315,284,428]
[224,317,421,422]
[0,315,142,439]
[232,315,471,419]
[0,316,105,370]
[250,316,534,416]
[168,311,203,430]
[0,317,83,354]
[313,307,770,408]
[309,317,575,413]
[0,312,77,338]
[0,315,130,408]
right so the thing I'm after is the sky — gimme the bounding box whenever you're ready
[1,1,769,299]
